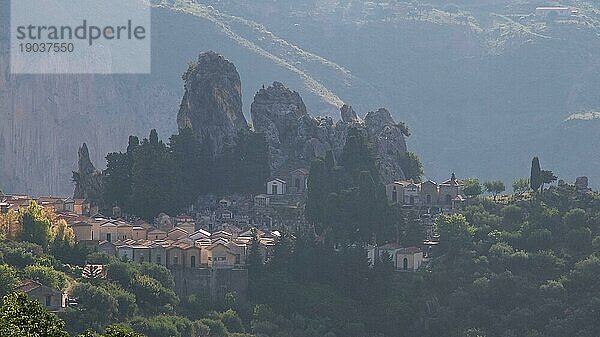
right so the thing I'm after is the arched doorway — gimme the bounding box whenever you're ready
[403,258,408,270]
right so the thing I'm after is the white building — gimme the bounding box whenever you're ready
[367,244,424,271]
[267,179,287,195]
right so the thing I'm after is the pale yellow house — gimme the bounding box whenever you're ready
[132,226,148,240]
[71,221,93,241]
[167,242,201,268]
[167,227,189,240]
[148,228,168,240]
[204,239,238,269]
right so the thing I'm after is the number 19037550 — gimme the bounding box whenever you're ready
[19,43,75,53]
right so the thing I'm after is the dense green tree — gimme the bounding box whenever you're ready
[246,228,264,298]
[130,130,182,220]
[139,262,175,290]
[106,260,139,287]
[530,157,542,192]
[436,214,474,257]
[23,264,67,290]
[131,274,179,313]
[70,282,119,329]
[483,180,505,200]
[563,208,587,231]
[129,315,195,337]
[77,325,146,337]
[50,220,88,265]
[307,128,396,245]
[340,127,379,182]
[104,136,138,212]
[210,309,245,333]
[0,264,19,298]
[101,283,138,320]
[502,205,525,229]
[169,127,205,206]
[230,129,270,194]
[463,178,483,200]
[0,241,42,268]
[306,158,330,228]
[399,152,423,182]
[540,170,558,191]
[104,152,132,209]
[512,178,530,195]
[17,201,52,248]
[0,292,69,337]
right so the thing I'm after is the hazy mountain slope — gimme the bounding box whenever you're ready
[0,0,384,195]
[200,0,600,185]
[2,0,600,195]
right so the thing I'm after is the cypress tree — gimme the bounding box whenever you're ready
[530,157,542,192]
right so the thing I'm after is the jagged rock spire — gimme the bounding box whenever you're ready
[177,51,247,155]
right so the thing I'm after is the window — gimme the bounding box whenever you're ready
[271,184,278,194]
[173,256,178,265]
[45,295,52,307]
[426,194,432,204]
[91,230,94,240]
[106,233,112,242]
[295,178,300,189]
[156,256,161,264]
[235,254,241,264]
[392,191,397,203]
[446,194,451,204]
[190,255,196,268]
[409,196,415,204]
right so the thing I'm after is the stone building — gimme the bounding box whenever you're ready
[367,244,424,271]
[289,168,309,194]
[385,173,465,210]
[267,179,287,195]
[15,280,66,312]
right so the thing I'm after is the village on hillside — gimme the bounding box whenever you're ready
[0,169,488,312]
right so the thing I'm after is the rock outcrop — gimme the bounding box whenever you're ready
[251,82,407,183]
[72,143,104,206]
[251,82,330,170]
[363,108,408,184]
[177,51,248,155]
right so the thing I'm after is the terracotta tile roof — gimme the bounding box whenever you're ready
[15,279,43,293]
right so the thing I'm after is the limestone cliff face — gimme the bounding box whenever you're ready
[250,82,406,183]
[0,57,177,196]
[177,51,248,155]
